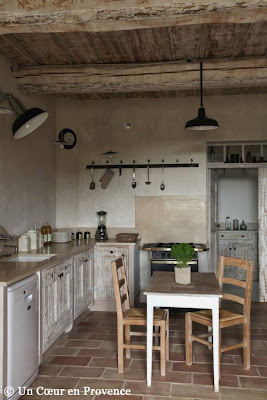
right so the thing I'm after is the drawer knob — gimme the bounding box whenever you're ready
[110,250,113,254]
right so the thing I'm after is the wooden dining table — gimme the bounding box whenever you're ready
[144,271,222,392]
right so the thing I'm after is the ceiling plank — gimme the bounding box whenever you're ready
[14,58,267,95]
[0,1,266,34]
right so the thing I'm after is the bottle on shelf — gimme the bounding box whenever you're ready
[225,217,231,230]
[240,221,247,230]
[47,222,52,244]
[208,146,215,162]
[41,223,48,247]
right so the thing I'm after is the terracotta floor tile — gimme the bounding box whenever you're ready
[31,376,79,390]
[65,339,102,348]
[220,387,267,400]
[59,365,104,378]
[194,353,234,364]
[99,340,117,350]
[49,356,91,366]
[239,376,267,389]
[193,373,239,387]
[172,362,213,374]
[89,357,118,368]
[103,367,146,381]
[125,380,170,396]
[171,383,220,399]
[76,378,124,391]
[252,356,267,366]
[64,333,90,340]
[97,396,142,400]
[258,367,267,377]
[220,364,259,376]
[77,348,115,357]
[152,370,191,383]
[38,364,63,376]
[130,359,172,371]
[51,347,79,356]
[87,333,117,341]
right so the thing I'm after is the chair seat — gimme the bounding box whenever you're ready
[190,309,243,323]
[124,308,166,321]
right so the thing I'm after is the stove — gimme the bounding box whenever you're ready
[142,242,209,275]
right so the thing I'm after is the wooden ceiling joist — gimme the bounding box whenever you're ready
[14,58,267,95]
[0,0,266,34]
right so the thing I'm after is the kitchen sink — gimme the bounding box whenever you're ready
[6,254,56,262]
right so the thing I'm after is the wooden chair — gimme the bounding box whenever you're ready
[112,256,169,375]
[185,256,253,371]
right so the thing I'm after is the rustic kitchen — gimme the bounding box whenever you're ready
[0,1,267,400]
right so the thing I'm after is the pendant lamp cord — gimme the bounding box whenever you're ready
[200,62,203,107]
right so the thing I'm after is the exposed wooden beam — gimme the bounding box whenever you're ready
[0,1,266,34]
[14,58,267,95]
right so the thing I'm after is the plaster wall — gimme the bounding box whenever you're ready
[56,93,267,236]
[0,58,56,240]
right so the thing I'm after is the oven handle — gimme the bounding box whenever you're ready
[151,260,197,265]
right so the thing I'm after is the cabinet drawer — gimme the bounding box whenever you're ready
[218,231,257,240]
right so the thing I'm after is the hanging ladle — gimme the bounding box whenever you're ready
[132,160,137,188]
[119,161,123,190]
[160,159,165,190]
[145,160,151,185]
[90,163,95,190]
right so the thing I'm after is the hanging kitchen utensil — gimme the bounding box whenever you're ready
[119,161,122,190]
[160,159,165,190]
[132,160,137,188]
[90,163,95,190]
[145,160,151,185]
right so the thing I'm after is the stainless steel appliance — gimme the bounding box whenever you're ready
[142,242,208,275]
[95,211,108,241]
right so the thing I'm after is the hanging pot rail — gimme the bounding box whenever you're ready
[86,159,198,170]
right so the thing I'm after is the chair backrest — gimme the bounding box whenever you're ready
[111,257,130,323]
[217,256,254,319]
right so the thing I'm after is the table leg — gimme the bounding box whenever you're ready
[212,300,220,392]
[146,297,154,386]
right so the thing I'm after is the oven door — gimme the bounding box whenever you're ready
[151,260,198,275]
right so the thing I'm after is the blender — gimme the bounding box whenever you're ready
[95,211,108,241]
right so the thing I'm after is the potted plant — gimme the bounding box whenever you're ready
[171,243,195,284]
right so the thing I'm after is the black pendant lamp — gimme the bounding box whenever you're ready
[185,62,219,131]
[0,91,48,139]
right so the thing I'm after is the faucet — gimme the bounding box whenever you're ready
[0,235,18,256]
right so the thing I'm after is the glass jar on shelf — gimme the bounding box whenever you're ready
[225,217,231,230]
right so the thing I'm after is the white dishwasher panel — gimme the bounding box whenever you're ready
[7,274,39,400]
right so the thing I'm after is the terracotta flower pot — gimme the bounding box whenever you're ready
[174,266,191,285]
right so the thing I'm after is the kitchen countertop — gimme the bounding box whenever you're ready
[0,238,140,287]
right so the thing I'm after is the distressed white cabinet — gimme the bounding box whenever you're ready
[56,259,73,333]
[42,266,57,352]
[42,258,73,352]
[94,246,128,301]
[217,231,258,281]
[74,248,94,319]
[93,242,140,311]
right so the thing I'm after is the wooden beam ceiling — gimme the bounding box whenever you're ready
[0,0,266,34]
[14,58,267,95]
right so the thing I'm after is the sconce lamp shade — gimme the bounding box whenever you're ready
[185,107,219,130]
[12,107,48,139]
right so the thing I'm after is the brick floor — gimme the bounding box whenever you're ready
[24,302,267,400]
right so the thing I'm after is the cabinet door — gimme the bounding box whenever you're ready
[217,240,232,258]
[42,267,57,353]
[56,259,73,333]
[74,254,84,319]
[232,243,257,280]
[94,246,128,299]
[84,248,94,307]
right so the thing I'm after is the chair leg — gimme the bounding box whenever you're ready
[117,324,124,373]
[243,322,251,370]
[125,325,131,358]
[219,328,221,379]
[166,310,169,361]
[185,313,193,366]
[160,321,166,376]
